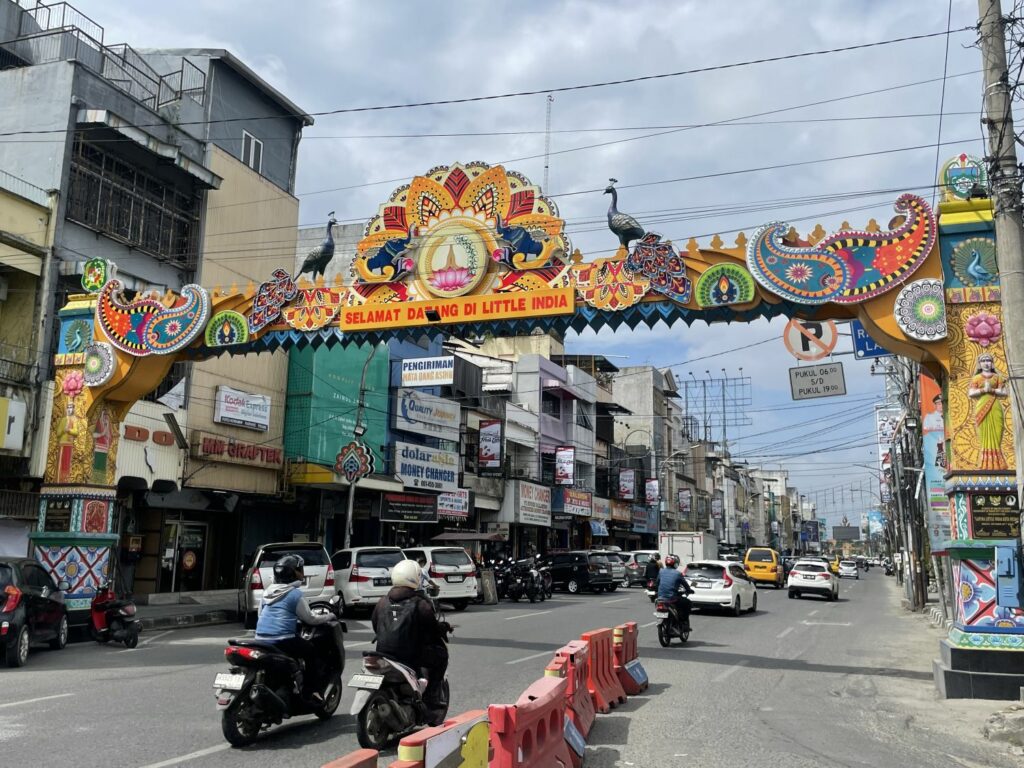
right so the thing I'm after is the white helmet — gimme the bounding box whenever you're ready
[392,559,422,590]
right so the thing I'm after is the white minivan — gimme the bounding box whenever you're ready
[331,547,407,616]
[403,546,477,611]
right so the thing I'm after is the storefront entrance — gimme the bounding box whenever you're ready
[161,520,209,593]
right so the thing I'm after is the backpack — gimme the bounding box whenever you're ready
[375,596,421,666]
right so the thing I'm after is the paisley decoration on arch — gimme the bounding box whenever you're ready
[82,342,115,387]
[746,194,936,305]
[204,310,249,347]
[334,440,375,483]
[96,280,210,356]
[694,262,756,308]
[894,279,947,341]
[249,269,298,334]
[572,258,650,310]
[625,232,690,303]
[282,286,345,331]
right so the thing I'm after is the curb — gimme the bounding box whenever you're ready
[139,610,238,631]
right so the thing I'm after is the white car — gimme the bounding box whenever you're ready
[838,560,860,579]
[403,546,477,611]
[682,560,758,616]
[238,542,335,628]
[787,559,839,600]
[331,547,407,615]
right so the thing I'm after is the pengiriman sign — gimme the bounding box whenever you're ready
[400,356,455,387]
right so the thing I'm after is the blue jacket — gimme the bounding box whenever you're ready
[255,582,313,640]
[656,568,689,601]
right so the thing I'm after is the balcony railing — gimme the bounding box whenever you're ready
[0,490,40,520]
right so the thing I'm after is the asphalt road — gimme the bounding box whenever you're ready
[0,573,1016,767]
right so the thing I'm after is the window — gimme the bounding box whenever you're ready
[575,403,593,430]
[541,391,561,418]
[729,565,748,580]
[25,564,54,590]
[552,554,571,566]
[0,565,12,588]
[404,550,425,564]
[242,131,263,172]
[331,551,352,570]
[431,549,473,567]
[356,549,405,569]
[745,549,775,562]
[258,546,329,567]
[684,564,724,580]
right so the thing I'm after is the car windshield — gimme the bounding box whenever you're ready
[616,554,630,563]
[588,554,610,565]
[795,562,827,572]
[840,561,857,567]
[0,564,12,588]
[685,564,724,580]
[432,550,472,567]
[356,550,405,568]
[634,553,650,565]
[746,550,774,562]
[258,547,329,567]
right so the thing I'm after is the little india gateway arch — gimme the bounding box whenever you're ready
[38,159,1020,694]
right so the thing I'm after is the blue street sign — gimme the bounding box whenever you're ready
[850,319,892,359]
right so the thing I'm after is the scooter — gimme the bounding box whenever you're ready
[645,578,657,603]
[506,559,543,603]
[654,593,691,647]
[89,582,142,648]
[214,597,346,747]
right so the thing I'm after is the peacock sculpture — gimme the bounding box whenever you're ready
[298,212,339,279]
[966,248,996,284]
[604,179,645,250]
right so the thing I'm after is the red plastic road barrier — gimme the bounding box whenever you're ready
[321,749,379,768]
[387,710,489,768]
[613,622,649,695]
[555,640,596,739]
[581,628,627,712]
[489,676,575,768]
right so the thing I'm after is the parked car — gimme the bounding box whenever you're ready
[682,560,757,616]
[619,550,658,587]
[238,542,335,629]
[743,547,785,589]
[589,551,624,591]
[331,547,407,616]
[838,560,860,579]
[787,559,839,601]
[542,551,613,594]
[1,558,70,667]
[403,547,477,611]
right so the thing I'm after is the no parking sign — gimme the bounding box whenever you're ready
[783,319,838,361]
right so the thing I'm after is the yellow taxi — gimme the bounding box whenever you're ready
[743,547,785,589]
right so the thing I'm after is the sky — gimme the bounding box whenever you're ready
[75,0,995,530]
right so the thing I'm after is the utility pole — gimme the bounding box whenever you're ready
[543,94,554,191]
[343,345,377,550]
[978,0,1024,499]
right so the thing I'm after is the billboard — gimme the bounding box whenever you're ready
[800,520,819,542]
[832,525,861,542]
[645,478,660,506]
[920,374,951,548]
[214,386,271,432]
[867,509,885,536]
[400,355,455,387]
[555,446,575,486]
[395,441,459,492]
[381,492,438,523]
[617,469,636,501]
[394,389,460,442]
[477,419,502,474]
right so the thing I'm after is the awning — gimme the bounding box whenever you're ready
[590,521,609,537]
[431,532,507,542]
[542,379,581,400]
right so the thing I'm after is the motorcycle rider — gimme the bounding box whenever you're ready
[656,555,693,632]
[643,552,662,590]
[254,554,334,704]
[372,559,450,726]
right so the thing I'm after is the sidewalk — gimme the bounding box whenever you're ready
[136,591,239,631]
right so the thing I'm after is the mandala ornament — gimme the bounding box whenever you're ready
[893,279,947,341]
[695,263,756,308]
[746,194,936,305]
[82,342,115,387]
[282,286,345,331]
[96,279,209,356]
[951,236,998,287]
[334,440,375,483]
[204,310,249,347]
[625,233,691,303]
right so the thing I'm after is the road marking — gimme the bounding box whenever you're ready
[137,743,230,768]
[776,627,794,639]
[140,630,174,646]
[712,660,748,682]
[0,693,74,709]
[602,597,631,605]
[504,610,553,621]
[640,620,658,628]
[506,650,554,665]
[801,620,852,627]
[116,629,176,653]
[807,609,819,616]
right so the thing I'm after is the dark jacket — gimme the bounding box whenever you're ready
[371,586,445,667]
[643,559,661,583]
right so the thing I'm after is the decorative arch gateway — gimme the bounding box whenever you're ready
[42,159,1016,651]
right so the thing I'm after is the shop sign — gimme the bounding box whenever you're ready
[506,480,551,527]
[395,441,459,493]
[394,389,460,441]
[617,469,636,501]
[632,505,652,534]
[563,489,592,517]
[645,478,660,505]
[190,430,283,468]
[0,396,26,451]
[970,492,1020,539]
[678,489,692,515]
[381,492,438,523]
[711,497,723,519]
[214,386,271,432]
[400,355,455,387]
[555,446,575,486]
[591,497,611,521]
[438,488,470,520]
[610,500,632,523]
[478,419,502,474]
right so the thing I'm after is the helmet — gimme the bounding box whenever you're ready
[273,554,304,584]
[392,559,422,590]
[664,555,678,568]
[652,553,661,560]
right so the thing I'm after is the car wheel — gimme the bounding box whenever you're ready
[732,597,742,617]
[451,600,469,612]
[7,626,29,667]
[607,584,618,593]
[788,590,798,599]
[749,593,758,613]
[830,590,838,602]
[49,613,68,650]
[567,579,580,594]
[621,578,630,588]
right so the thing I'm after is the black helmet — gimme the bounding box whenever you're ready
[273,554,305,584]
[653,553,661,560]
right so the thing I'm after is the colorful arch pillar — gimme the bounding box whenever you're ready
[932,189,1024,699]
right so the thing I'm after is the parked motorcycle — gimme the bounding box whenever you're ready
[89,582,142,648]
[536,559,554,600]
[214,597,346,747]
[654,595,691,647]
[506,559,544,603]
[489,558,511,600]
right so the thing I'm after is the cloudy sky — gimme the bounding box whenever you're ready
[81,0,993,528]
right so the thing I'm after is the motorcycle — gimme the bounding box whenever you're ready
[645,578,657,603]
[884,562,895,576]
[536,560,554,600]
[489,558,510,600]
[506,559,544,603]
[214,597,346,747]
[89,582,142,648]
[349,585,453,749]
[654,594,691,647]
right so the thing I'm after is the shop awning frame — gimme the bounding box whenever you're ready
[431,532,507,542]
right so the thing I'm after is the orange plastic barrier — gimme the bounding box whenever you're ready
[581,627,627,712]
[321,749,379,768]
[387,710,489,768]
[488,676,576,768]
[613,621,649,695]
[555,640,596,739]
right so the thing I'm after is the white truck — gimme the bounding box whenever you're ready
[658,531,718,563]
